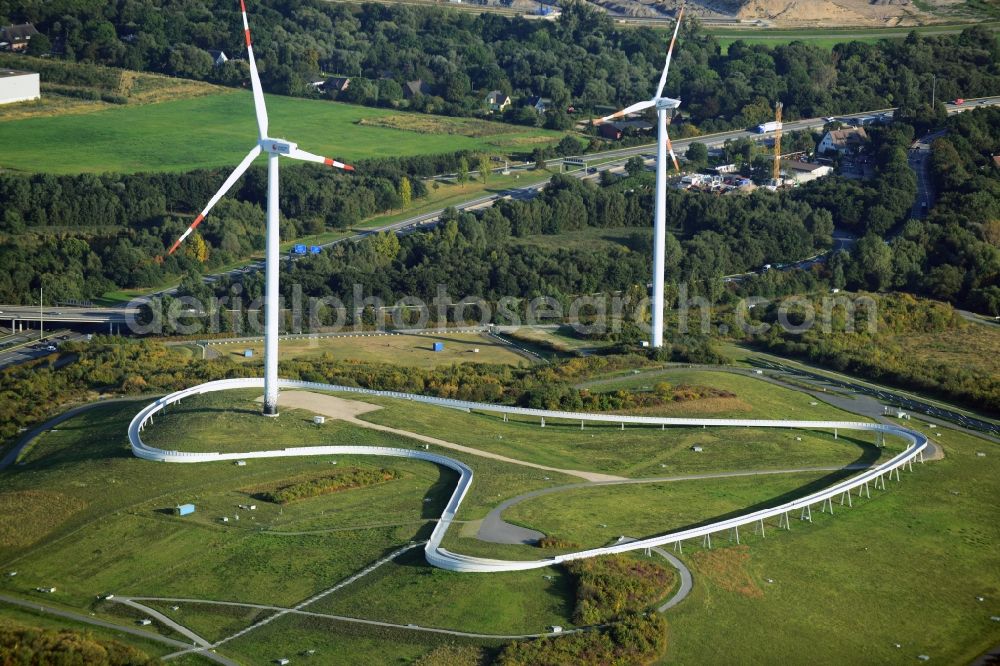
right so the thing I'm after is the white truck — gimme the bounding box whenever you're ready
[756,121,782,133]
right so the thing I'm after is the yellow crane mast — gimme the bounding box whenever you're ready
[773,101,783,184]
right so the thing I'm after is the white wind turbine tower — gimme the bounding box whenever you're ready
[167,0,354,416]
[594,6,684,349]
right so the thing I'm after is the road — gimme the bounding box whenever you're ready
[908,129,945,219]
[0,328,84,371]
[746,356,1000,440]
[0,305,132,325]
[0,593,239,666]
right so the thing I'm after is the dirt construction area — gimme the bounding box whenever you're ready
[595,0,977,26]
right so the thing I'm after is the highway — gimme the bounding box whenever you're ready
[0,328,85,370]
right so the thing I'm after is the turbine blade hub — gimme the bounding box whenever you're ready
[261,138,297,155]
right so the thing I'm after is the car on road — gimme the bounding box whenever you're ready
[952,98,965,106]
[45,345,56,351]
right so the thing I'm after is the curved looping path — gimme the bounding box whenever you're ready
[129,378,929,573]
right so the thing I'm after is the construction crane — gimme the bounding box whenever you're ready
[772,101,783,184]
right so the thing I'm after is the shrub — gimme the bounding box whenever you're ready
[564,555,674,625]
[497,613,668,666]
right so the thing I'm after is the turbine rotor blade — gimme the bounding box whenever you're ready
[655,4,685,100]
[594,99,656,125]
[167,145,262,255]
[664,120,681,173]
[286,146,355,171]
[240,0,269,139]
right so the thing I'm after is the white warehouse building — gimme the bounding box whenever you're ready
[0,70,40,105]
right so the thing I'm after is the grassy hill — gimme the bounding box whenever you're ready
[0,89,564,174]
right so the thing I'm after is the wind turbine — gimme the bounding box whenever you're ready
[166,0,354,417]
[594,5,684,349]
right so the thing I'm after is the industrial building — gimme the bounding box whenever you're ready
[0,69,39,105]
[782,160,834,184]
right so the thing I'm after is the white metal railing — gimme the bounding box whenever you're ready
[128,378,928,572]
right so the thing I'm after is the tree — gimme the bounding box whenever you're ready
[853,233,893,291]
[625,157,645,178]
[477,154,491,185]
[533,148,547,171]
[686,142,708,165]
[371,231,400,266]
[184,232,209,263]
[399,176,412,208]
[168,45,213,79]
[456,158,469,189]
[26,32,52,56]
[556,136,580,157]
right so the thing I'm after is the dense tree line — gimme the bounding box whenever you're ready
[172,172,833,327]
[1,0,997,130]
[746,292,1000,414]
[0,152,488,304]
[816,108,1000,313]
[792,122,916,236]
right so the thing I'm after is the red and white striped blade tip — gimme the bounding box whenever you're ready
[323,157,354,171]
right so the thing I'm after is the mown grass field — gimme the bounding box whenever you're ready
[663,425,1000,665]
[358,395,884,478]
[575,367,861,420]
[0,54,223,122]
[0,368,997,663]
[707,21,1000,53]
[502,469,868,550]
[208,331,529,368]
[0,90,566,174]
[313,547,574,634]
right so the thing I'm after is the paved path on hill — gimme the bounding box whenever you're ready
[0,593,238,666]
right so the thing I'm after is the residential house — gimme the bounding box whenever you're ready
[524,95,551,114]
[485,90,511,113]
[0,23,39,52]
[403,79,432,100]
[599,123,623,141]
[207,50,229,67]
[322,76,350,97]
[598,119,653,141]
[818,127,869,155]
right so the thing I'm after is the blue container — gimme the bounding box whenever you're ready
[432,342,444,352]
[293,244,307,254]
[243,349,253,358]
[310,245,322,254]
[175,504,195,516]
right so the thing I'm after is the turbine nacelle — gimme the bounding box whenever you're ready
[655,97,681,111]
[262,138,296,155]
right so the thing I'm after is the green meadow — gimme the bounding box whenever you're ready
[0,90,564,174]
